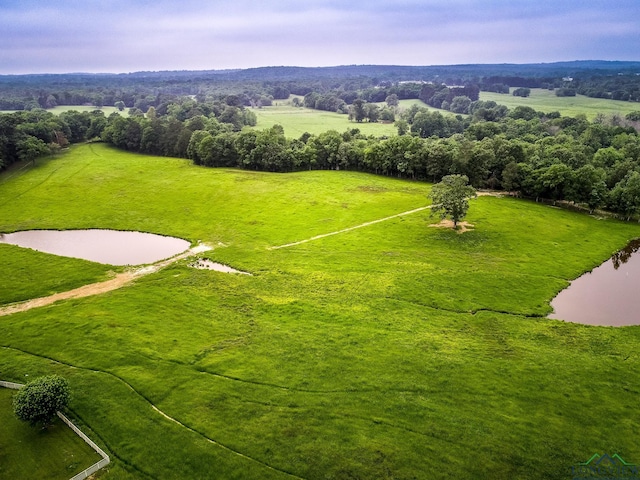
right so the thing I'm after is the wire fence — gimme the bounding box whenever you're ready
[1,380,110,480]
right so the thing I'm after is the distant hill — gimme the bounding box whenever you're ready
[2,61,640,84]
[225,61,640,81]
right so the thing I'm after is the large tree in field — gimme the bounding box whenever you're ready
[350,99,367,123]
[429,174,476,229]
[13,375,70,426]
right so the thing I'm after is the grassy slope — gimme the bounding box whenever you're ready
[0,388,101,479]
[2,144,640,479]
[481,88,640,119]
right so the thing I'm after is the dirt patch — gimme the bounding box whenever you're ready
[0,244,213,317]
[353,185,388,193]
[429,219,475,233]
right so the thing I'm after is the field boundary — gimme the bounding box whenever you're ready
[269,204,434,249]
[0,380,110,480]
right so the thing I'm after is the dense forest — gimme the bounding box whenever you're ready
[2,61,640,219]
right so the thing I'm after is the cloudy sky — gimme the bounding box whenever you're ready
[1,0,638,74]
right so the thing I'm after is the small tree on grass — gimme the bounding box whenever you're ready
[429,174,477,229]
[13,375,70,426]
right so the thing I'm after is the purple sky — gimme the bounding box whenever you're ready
[1,0,638,74]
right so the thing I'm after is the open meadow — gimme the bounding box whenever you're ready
[481,88,640,119]
[251,103,398,138]
[2,144,640,479]
[251,98,440,138]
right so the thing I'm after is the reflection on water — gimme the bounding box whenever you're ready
[549,238,640,326]
[0,229,190,266]
[611,238,640,270]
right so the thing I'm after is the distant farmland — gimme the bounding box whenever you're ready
[480,88,640,119]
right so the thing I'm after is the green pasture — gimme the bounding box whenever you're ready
[2,143,640,479]
[481,88,640,119]
[0,387,102,480]
[251,104,398,138]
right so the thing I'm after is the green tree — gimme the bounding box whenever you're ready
[428,174,477,229]
[449,96,471,114]
[609,172,640,221]
[219,106,243,131]
[13,375,70,426]
[350,99,367,123]
[379,107,395,122]
[501,162,522,193]
[365,103,380,123]
[385,94,399,108]
[626,111,640,122]
[17,135,49,164]
[512,88,531,97]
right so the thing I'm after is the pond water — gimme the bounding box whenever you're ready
[548,239,640,326]
[0,229,190,266]
[189,258,251,275]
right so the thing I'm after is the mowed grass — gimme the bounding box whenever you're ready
[0,388,102,480]
[481,88,640,119]
[2,143,640,479]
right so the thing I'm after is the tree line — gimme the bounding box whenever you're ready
[2,94,640,219]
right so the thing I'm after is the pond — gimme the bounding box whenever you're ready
[189,258,251,275]
[548,239,640,326]
[0,229,190,266]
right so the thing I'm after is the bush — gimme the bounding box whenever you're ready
[626,111,640,122]
[13,375,70,426]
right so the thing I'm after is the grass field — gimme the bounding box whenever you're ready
[2,143,640,479]
[481,88,640,119]
[0,388,102,479]
[251,98,441,138]
[251,105,398,138]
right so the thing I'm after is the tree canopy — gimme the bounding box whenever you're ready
[13,375,70,426]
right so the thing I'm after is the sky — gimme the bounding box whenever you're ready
[0,0,638,74]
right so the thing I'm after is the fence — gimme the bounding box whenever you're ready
[0,380,23,389]
[1,380,110,480]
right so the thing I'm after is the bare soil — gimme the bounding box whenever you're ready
[0,245,212,317]
[429,219,475,233]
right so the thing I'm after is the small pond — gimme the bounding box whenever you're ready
[189,259,251,275]
[0,229,190,266]
[548,239,640,326]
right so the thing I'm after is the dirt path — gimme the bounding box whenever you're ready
[269,205,434,250]
[0,245,212,317]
